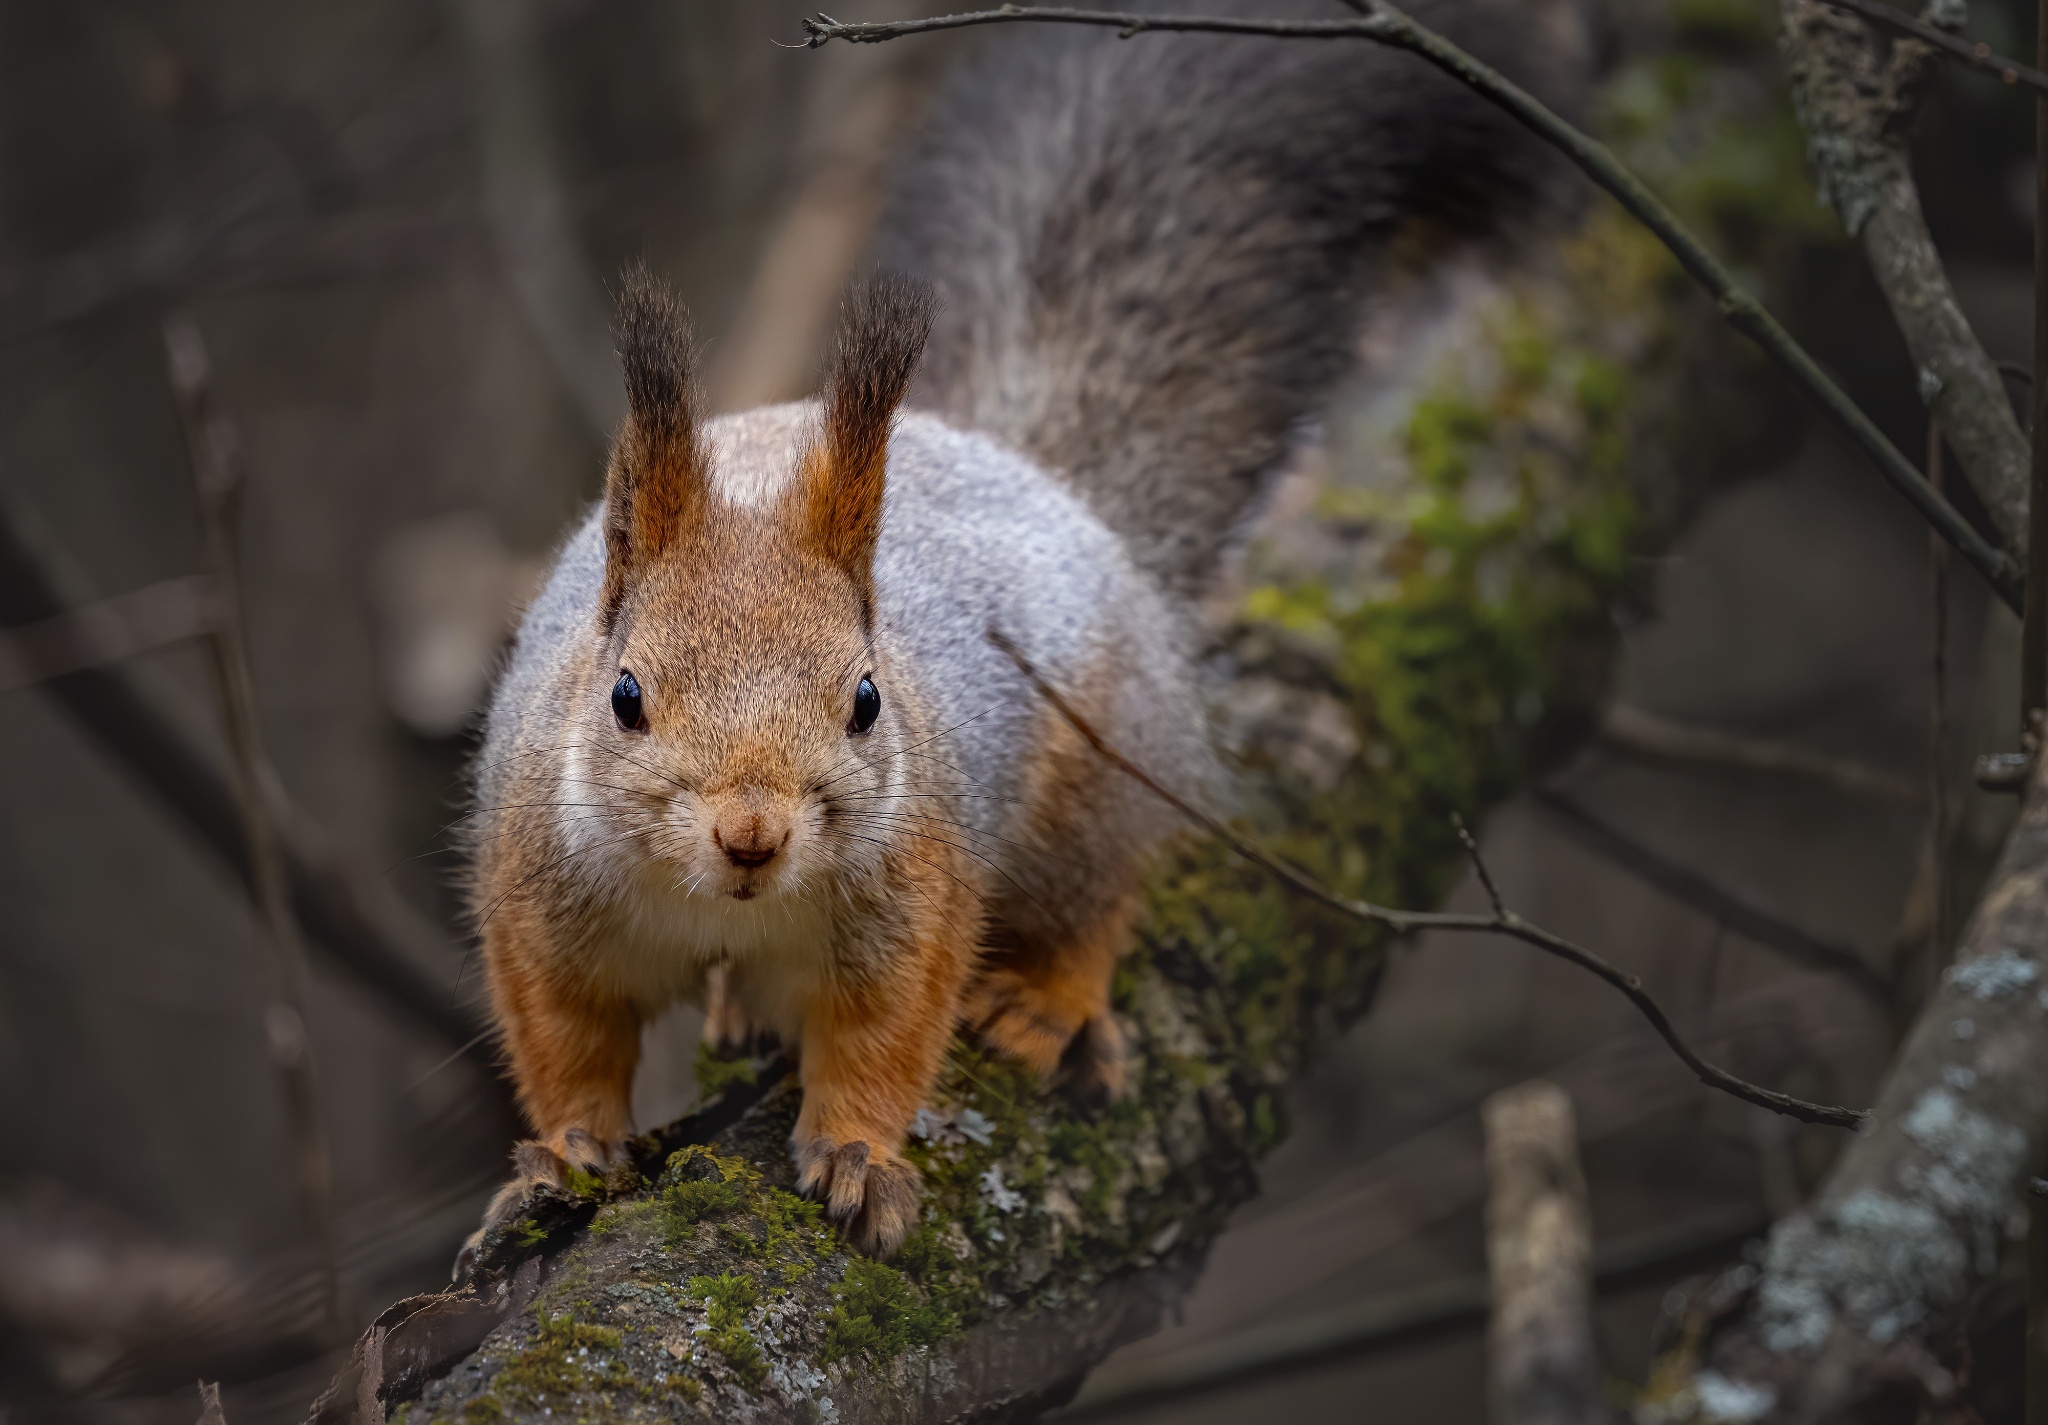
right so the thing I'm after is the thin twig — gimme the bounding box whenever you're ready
[1929,420,1951,995]
[165,315,347,1343]
[1812,0,2048,95]
[989,629,1869,1130]
[1452,812,1505,915]
[806,3,2023,611]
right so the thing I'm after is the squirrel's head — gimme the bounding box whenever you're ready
[576,264,936,905]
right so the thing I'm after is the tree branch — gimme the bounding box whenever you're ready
[988,629,1871,1131]
[1813,0,2048,94]
[1483,1082,1613,1425]
[1780,0,2033,559]
[803,3,2025,611]
[1645,746,2048,1421]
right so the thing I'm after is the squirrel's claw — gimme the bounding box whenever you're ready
[794,1135,921,1257]
[451,1132,630,1283]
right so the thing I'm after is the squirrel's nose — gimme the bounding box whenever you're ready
[715,818,786,869]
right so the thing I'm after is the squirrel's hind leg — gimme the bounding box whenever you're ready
[967,888,1140,1103]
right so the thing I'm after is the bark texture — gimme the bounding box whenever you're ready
[1779,0,2030,555]
[1648,753,2048,1422]
[1483,1081,1612,1425]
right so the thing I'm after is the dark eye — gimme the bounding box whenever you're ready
[612,670,646,731]
[850,676,880,734]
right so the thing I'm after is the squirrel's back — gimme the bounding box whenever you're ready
[881,0,1584,599]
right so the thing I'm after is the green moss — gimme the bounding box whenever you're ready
[513,1219,548,1249]
[656,1145,837,1281]
[689,1272,767,1389]
[491,1312,633,1412]
[659,1146,752,1244]
[821,1258,955,1365]
[694,1041,759,1099]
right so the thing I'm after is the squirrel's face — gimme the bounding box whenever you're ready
[593,516,905,904]
[566,266,936,907]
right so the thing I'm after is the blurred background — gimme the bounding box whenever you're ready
[0,0,2037,1420]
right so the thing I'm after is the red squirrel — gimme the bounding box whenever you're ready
[465,0,1575,1260]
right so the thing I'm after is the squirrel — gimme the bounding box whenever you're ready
[464,0,1577,1261]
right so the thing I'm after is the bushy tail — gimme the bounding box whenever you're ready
[880,0,1587,598]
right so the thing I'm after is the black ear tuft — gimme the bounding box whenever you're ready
[823,272,939,482]
[803,272,937,611]
[616,260,698,445]
[603,262,708,625]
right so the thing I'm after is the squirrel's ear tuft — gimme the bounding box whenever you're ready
[804,272,937,618]
[603,261,708,625]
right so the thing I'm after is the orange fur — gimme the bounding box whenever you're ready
[482,903,640,1157]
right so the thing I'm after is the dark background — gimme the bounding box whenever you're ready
[0,0,2037,1420]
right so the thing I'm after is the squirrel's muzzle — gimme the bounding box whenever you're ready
[714,812,789,870]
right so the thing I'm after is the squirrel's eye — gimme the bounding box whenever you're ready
[850,676,881,735]
[612,670,646,731]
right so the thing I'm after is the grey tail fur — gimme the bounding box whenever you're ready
[879,0,1588,600]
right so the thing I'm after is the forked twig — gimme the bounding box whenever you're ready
[988,628,1869,1130]
[805,3,2022,611]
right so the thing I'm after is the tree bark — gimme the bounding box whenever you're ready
[1779,0,2032,556]
[1649,752,2048,1422]
[1484,1082,1612,1425]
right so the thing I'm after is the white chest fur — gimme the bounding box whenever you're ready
[580,864,837,1036]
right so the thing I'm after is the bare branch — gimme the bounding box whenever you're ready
[1780,0,2032,558]
[1658,747,2048,1420]
[988,628,1870,1130]
[807,4,2024,610]
[1599,703,1920,805]
[1483,1082,1612,1425]
[1454,811,1506,917]
[1812,0,2048,94]
[0,574,213,693]
[165,314,347,1342]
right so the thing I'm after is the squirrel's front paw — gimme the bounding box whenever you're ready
[793,1135,922,1257]
[452,1131,629,1282]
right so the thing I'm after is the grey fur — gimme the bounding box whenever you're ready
[881,0,1583,597]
